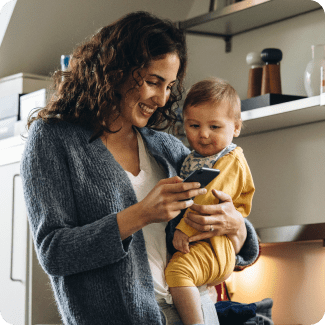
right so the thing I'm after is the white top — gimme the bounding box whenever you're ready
[125,130,173,304]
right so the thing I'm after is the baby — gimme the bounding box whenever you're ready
[165,77,255,324]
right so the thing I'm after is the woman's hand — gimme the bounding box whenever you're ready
[138,176,207,225]
[184,189,246,254]
[117,176,207,240]
[173,229,190,254]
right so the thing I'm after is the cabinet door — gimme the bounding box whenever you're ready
[0,162,28,325]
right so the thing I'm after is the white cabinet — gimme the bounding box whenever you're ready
[0,136,60,325]
[0,162,28,325]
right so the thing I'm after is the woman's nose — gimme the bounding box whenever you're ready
[153,88,169,107]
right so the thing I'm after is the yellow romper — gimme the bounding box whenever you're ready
[165,147,255,288]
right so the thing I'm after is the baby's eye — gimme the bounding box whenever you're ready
[211,125,220,130]
[190,124,199,128]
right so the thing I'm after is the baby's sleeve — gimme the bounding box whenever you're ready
[175,210,201,237]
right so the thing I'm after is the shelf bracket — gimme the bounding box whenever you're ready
[180,29,233,54]
[224,36,232,53]
[209,0,217,12]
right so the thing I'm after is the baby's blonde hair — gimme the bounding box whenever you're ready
[183,77,241,125]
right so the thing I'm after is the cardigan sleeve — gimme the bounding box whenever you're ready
[20,121,132,277]
[235,218,261,270]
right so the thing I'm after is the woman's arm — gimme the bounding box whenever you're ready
[21,123,136,277]
[117,177,207,240]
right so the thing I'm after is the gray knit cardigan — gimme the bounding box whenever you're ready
[20,119,259,325]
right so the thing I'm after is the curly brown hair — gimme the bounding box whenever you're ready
[28,11,187,141]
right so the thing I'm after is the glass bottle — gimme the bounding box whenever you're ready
[61,55,70,72]
[304,44,325,97]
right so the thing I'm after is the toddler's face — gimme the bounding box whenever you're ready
[183,100,241,157]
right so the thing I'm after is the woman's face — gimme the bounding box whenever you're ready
[118,53,180,129]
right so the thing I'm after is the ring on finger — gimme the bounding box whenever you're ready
[210,225,214,232]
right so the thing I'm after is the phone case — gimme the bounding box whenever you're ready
[183,167,220,188]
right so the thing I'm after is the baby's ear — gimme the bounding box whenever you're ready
[233,120,242,137]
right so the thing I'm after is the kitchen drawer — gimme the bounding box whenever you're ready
[0,93,22,120]
[0,116,16,140]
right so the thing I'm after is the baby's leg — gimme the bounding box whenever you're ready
[165,241,223,324]
[165,243,211,324]
[166,240,233,287]
[169,286,204,325]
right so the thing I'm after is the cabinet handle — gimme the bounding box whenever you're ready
[10,174,23,283]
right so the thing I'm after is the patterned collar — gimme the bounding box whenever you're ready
[180,143,237,179]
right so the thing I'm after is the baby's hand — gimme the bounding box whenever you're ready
[173,229,190,254]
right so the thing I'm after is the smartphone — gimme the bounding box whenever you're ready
[183,167,220,188]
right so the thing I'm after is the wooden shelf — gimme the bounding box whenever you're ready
[240,96,325,137]
[178,0,321,52]
[179,0,321,36]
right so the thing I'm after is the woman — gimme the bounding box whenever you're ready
[21,11,259,325]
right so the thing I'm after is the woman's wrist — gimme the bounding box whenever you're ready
[238,214,247,244]
[226,208,246,254]
[230,211,247,254]
[116,202,149,241]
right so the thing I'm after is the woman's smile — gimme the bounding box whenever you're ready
[139,102,157,116]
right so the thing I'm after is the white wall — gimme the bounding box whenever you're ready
[235,120,325,229]
[185,9,325,100]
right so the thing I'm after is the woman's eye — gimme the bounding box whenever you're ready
[146,81,157,86]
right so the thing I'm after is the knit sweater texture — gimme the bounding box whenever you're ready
[20,119,259,325]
